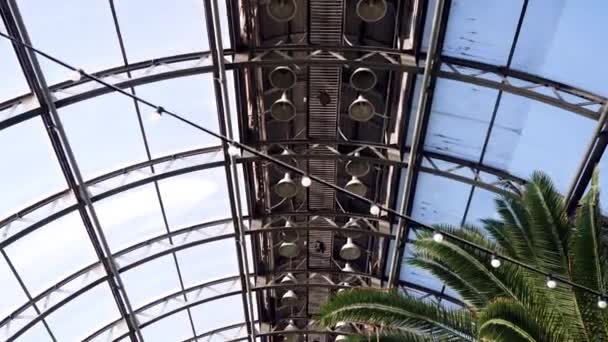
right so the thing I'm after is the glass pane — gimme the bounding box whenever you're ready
[12,322,53,342]
[94,183,166,252]
[17,0,123,84]
[141,311,194,342]
[511,0,608,95]
[424,79,498,161]
[0,255,27,319]
[484,93,595,192]
[176,239,239,288]
[114,0,209,63]
[59,92,148,179]
[0,21,30,101]
[136,75,222,158]
[441,0,523,65]
[190,295,245,335]
[596,152,608,214]
[0,117,66,218]
[122,255,181,309]
[45,282,120,341]
[411,172,472,226]
[5,212,98,295]
[157,168,231,230]
[463,187,499,227]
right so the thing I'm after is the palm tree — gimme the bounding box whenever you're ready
[319,171,608,341]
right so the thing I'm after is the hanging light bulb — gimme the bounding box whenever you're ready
[150,106,163,121]
[342,262,355,273]
[546,277,557,289]
[227,144,240,157]
[340,238,361,260]
[345,152,371,177]
[342,218,362,239]
[337,282,350,293]
[301,175,312,188]
[369,204,380,216]
[70,69,84,82]
[356,0,388,23]
[281,220,299,243]
[278,240,300,258]
[350,67,377,92]
[598,297,608,309]
[275,172,298,198]
[345,176,367,197]
[281,289,299,306]
[335,335,348,342]
[267,0,297,22]
[284,319,298,331]
[280,272,297,284]
[490,255,501,269]
[432,232,444,243]
[271,92,297,122]
[269,66,297,90]
[348,94,375,122]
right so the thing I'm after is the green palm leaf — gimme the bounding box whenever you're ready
[318,289,476,341]
[570,170,608,338]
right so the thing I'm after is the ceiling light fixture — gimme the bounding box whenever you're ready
[281,289,299,306]
[340,238,361,260]
[350,67,377,92]
[345,152,371,177]
[348,94,375,122]
[271,93,296,122]
[267,0,297,22]
[275,172,298,198]
[269,66,297,90]
[345,176,367,197]
[278,240,300,258]
[356,0,388,23]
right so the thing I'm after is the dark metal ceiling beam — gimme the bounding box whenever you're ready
[566,104,608,213]
[2,44,605,132]
[0,1,142,341]
[387,0,449,287]
[1,144,526,252]
[203,0,256,339]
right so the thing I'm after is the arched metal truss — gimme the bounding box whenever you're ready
[2,0,608,340]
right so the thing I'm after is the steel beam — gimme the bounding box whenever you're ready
[2,46,605,132]
[203,0,256,340]
[0,1,142,341]
[387,0,449,287]
[566,105,608,213]
[1,144,526,252]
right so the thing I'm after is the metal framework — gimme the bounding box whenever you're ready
[1,0,606,341]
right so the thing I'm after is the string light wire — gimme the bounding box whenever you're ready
[0,30,604,300]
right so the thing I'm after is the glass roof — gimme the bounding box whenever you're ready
[1,0,607,340]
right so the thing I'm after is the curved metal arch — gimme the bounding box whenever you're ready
[99,274,384,342]
[1,142,524,252]
[1,45,605,132]
[1,219,238,341]
[2,212,404,341]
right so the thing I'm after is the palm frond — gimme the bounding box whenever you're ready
[524,171,570,275]
[493,195,538,264]
[478,298,566,342]
[482,218,519,258]
[318,289,476,341]
[570,169,608,338]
